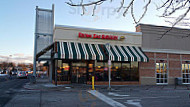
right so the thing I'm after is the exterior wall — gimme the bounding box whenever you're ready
[54,25,142,47]
[140,52,190,85]
[87,81,139,85]
[137,24,190,51]
[139,52,156,85]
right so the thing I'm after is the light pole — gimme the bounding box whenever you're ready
[106,43,111,90]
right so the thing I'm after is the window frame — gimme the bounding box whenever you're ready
[156,63,168,85]
[182,64,190,84]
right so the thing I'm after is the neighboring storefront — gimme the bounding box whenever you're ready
[137,24,190,85]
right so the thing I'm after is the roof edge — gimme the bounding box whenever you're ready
[137,23,190,31]
[55,24,142,35]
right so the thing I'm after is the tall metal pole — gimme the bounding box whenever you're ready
[107,43,111,90]
[49,4,54,82]
[33,6,38,77]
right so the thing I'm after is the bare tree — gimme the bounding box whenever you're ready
[156,0,190,39]
[66,0,190,39]
[66,0,152,24]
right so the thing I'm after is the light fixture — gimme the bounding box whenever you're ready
[115,66,118,69]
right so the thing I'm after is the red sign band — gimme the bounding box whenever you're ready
[78,32,118,40]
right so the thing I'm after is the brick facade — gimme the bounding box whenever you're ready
[139,52,190,85]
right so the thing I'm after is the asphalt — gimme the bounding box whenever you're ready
[4,77,190,107]
[0,76,29,107]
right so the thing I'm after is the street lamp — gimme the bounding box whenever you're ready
[106,43,111,90]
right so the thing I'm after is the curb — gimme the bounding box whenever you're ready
[23,84,44,91]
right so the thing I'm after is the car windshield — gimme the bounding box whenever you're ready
[18,71,25,74]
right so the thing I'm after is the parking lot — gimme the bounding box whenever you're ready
[3,76,190,107]
[89,85,190,107]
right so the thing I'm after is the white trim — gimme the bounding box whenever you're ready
[117,45,128,61]
[129,47,141,61]
[142,48,190,54]
[95,44,103,60]
[156,63,168,84]
[136,47,148,62]
[182,64,190,84]
[59,42,63,59]
[112,45,121,61]
[67,42,73,59]
[88,44,96,60]
[156,83,168,85]
[61,42,65,59]
[55,24,142,36]
[106,45,114,61]
[123,46,134,61]
[81,43,88,60]
[88,90,126,107]
[182,83,190,84]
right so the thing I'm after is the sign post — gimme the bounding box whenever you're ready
[108,59,111,90]
[106,43,111,90]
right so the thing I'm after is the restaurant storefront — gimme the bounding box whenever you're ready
[34,6,190,85]
[49,40,148,85]
[54,60,139,84]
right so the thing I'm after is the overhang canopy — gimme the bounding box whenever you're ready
[57,42,106,61]
[57,41,148,62]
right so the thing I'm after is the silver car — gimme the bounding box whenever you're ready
[17,71,27,78]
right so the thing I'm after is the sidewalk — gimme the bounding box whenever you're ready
[5,78,110,107]
[5,78,190,107]
[24,77,93,91]
[24,77,190,91]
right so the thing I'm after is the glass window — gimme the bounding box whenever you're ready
[95,62,108,81]
[121,63,131,81]
[131,62,139,81]
[57,60,69,81]
[93,61,139,82]
[156,63,167,84]
[88,63,93,81]
[111,62,122,81]
[182,64,190,84]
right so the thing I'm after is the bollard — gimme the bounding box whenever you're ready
[92,76,95,90]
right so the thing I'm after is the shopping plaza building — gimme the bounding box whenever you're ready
[34,5,190,85]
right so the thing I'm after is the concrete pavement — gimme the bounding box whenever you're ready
[4,77,190,107]
[0,77,29,107]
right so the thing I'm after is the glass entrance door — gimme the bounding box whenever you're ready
[71,63,87,84]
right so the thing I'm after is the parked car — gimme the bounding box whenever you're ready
[0,69,3,74]
[28,71,33,74]
[17,71,28,78]
[2,69,7,74]
[12,70,18,75]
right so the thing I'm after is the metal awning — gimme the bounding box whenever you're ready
[103,45,149,62]
[57,42,106,61]
[57,41,149,62]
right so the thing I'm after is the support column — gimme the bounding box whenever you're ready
[54,59,57,85]
[49,61,52,82]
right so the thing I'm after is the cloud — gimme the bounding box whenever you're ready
[0,55,9,59]
[0,54,33,64]
[13,53,25,57]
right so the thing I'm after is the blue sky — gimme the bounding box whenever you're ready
[0,0,180,63]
